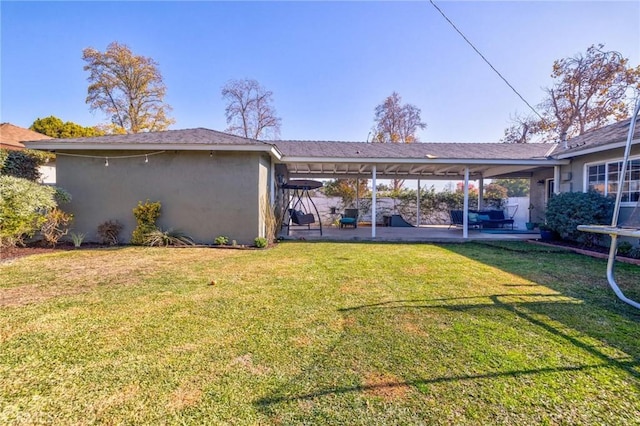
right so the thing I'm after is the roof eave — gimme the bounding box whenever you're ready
[554,138,639,159]
[280,156,569,166]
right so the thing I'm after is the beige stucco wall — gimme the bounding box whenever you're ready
[56,150,270,245]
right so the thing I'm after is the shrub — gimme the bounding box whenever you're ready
[214,235,229,246]
[629,247,640,259]
[0,149,53,181]
[70,232,86,248]
[617,241,634,256]
[40,208,73,247]
[0,176,57,247]
[254,237,268,248]
[143,228,194,247]
[545,191,614,246]
[131,200,161,245]
[97,220,124,245]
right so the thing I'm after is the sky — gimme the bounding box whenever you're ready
[1,1,639,144]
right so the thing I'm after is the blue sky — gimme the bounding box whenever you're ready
[1,1,639,143]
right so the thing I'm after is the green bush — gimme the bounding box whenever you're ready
[254,237,268,248]
[545,191,614,247]
[617,241,634,256]
[0,176,58,247]
[0,149,53,181]
[131,200,161,245]
[214,235,229,246]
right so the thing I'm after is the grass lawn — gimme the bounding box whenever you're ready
[1,241,639,425]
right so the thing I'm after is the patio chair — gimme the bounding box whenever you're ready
[339,208,359,228]
[289,209,315,226]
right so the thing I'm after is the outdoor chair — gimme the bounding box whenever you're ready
[339,208,359,228]
[289,209,315,226]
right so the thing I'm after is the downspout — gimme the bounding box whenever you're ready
[554,166,561,195]
[372,165,377,238]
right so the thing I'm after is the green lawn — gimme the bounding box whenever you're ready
[1,241,639,425]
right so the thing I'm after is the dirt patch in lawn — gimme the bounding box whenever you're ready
[363,371,412,401]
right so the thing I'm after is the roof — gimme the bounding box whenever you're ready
[23,127,566,179]
[554,116,640,158]
[0,123,52,150]
[274,140,556,160]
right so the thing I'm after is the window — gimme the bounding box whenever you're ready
[585,157,640,204]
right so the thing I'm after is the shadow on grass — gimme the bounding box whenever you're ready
[256,292,639,413]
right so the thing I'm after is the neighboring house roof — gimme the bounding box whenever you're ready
[554,116,640,159]
[0,123,52,150]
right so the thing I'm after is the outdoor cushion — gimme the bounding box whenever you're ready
[477,214,490,221]
[468,212,479,222]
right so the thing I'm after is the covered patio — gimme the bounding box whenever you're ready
[272,140,567,241]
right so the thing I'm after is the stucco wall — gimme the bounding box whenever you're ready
[57,150,268,245]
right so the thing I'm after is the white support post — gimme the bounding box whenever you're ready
[356,178,360,210]
[463,167,470,239]
[554,166,561,194]
[372,165,377,238]
[416,179,421,227]
[478,176,484,210]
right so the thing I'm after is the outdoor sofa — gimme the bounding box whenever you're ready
[449,209,514,230]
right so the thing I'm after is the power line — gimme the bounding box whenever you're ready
[428,0,545,123]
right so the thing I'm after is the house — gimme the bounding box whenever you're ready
[0,123,55,183]
[529,117,640,226]
[23,117,639,245]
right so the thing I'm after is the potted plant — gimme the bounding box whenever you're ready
[526,203,537,230]
[539,223,554,241]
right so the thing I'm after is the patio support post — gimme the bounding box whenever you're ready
[554,166,561,194]
[372,165,377,238]
[478,176,484,210]
[356,178,360,210]
[463,166,470,239]
[416,179,421,226]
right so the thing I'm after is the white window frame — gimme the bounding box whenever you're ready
[584,155,640,206]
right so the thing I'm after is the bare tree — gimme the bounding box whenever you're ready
[221,79,282,140]
[372,92,426,143]
[500,114,540,144]
[82,42,174,134]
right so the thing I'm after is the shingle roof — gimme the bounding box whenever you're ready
[0,123,52,150]
[23,127,267,146]
[274,140,556,160]
[556,116,640,156]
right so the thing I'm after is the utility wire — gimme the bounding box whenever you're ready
[428,0,546,123]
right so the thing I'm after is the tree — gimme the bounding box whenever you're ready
[322,179,369,208]
[372,92,426,144]
[30,116,104,138]
[538,44,640,140]
[492,178,529,197]
[82,41,174,134]
[500,114,540,144]
[483,183,508,201]
[221,79,282,139]
[372,92,426,190]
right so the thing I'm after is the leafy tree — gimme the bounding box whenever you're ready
[82,41,174,134]
[492,178,529,197]
[0,149,53,181]
[503,44,640,143]
[483,183,508,201]
[372,92,426,144]
[322,179,369,208]
[30,116,104,138]
[372,92,426,190]
[222,78,282,139]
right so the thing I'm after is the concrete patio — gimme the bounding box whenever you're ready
[282,224,541,243]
